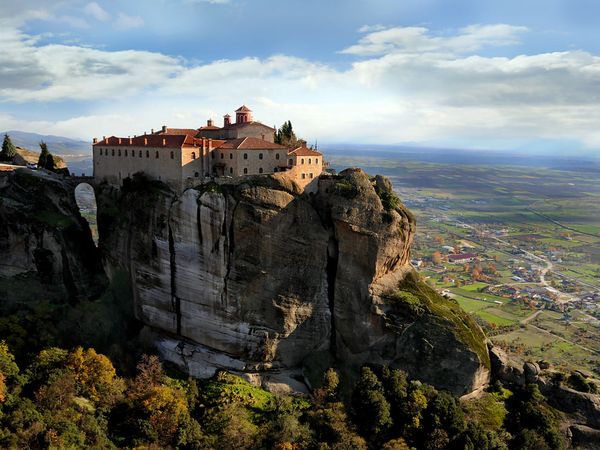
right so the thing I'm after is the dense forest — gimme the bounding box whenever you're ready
[0,338,567,449]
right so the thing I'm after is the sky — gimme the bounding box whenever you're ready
[1,0,600,154]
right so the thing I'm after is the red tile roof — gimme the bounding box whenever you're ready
[448,253,477,262]
[199,125,221,131]
[289,145,323,157]
[155,128,199,137]
[235,105,252,112]
[215,137,287,150]
[224,121,274,131]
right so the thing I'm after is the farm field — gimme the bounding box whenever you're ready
[329,151,600,376]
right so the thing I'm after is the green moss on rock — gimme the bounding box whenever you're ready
[391,270,490,369]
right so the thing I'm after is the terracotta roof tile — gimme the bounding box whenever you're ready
[216,137,287,150]
[289,146,323,157]
[235,105,252,112]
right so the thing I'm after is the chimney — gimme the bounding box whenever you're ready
[207,119,213,127]
[144,137,148,146]
[93,137,97,144]
[162,125,167,133]
[208,138,213,150]
[300,139,307,148]
[103,136,106,141]
[202,137,206,150]
[162,138,166,146]
[224,114,231,127]
[151,128,154,134]
[129,137,133,144]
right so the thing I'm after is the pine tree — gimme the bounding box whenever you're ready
[38,141,55,170]
[0,134,17,161]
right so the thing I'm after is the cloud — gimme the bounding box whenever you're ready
[342,23,528,56]
[358,24,387,33]
[1,19,600,152]
[84,2,110,21]
[114,13,144,30]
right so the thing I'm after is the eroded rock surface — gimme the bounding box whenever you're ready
[0,169,106,306]
[97,170,490,395]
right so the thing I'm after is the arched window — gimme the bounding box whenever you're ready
[301,158,305,164]
[194,172,199,177]
[309,158,312,164]
[156,151,159,159]
[191,152,196,160]
[288,158,293,165]
[243,153,248,160]
[125,149,128,157]
[274,167,278,172]
[229,167,233,174]
[118,149,121,156]
[301,173,306,179]
[259,153,263,160]
[171,151,174,159]
[275,153,280,160]
[99,148,102,155]
[220,153,224,159]
[112,149,115,156]
[243,168,248,174]
[309,173,314,178]
[146,150,150,158]
[229,153,233,159]
[139,150,142,157]
[131,151,134,158]
[259,167,263,174]
[316,158,319,164]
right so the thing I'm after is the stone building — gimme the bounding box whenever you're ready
[92,105,325,191]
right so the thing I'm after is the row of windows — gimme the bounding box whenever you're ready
[301,173,315,179]
[220,152,282,160]
[99,148,175,160]
[299,158,318,165]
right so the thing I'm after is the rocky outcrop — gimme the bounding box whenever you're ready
[98,170,490,395]
[0,169,106,307]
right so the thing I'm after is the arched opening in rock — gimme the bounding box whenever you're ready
[74,183,98,245]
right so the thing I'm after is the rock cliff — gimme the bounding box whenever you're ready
[0,169,106,307]
[98,169,490,395]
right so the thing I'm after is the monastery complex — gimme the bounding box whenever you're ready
[92,105,325,191]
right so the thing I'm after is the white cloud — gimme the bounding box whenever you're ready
[1,20,600,151]
[358,24,387,33]
[84,2,110,21]
[114,12,144,30]
[342,23,528,56]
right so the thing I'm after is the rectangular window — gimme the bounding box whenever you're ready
[301,173,306,179]
[310,173,313,178]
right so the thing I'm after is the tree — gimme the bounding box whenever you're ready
[66,347,125,407]
[38,141,55,170]
[431,251,443,265]
[0,372,5,403]
[351,366,392,439]
[275,121,298,147]
[0,134,17,161]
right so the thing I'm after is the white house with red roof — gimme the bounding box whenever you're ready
[92,105,325,191]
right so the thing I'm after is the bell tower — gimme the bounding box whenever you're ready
[235,105,253,124]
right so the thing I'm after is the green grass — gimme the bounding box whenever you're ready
[462,282,489,291]
[394,271,491,369]
[455,297,491,313]
[477,310,517,326]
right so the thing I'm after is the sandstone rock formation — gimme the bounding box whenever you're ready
[98,169,490,395]
[0,169,106,306]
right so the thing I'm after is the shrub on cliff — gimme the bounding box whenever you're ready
[0,134,17,161]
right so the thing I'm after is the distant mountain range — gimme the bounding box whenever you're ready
[1,130,93,175]
[1,130,90,158]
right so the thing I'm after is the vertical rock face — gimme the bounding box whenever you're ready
[0,170,107,306]
[98,170,490,395]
